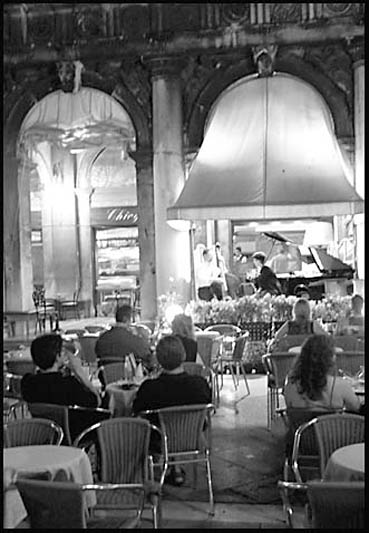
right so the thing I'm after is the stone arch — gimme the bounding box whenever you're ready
[4,70,151,159]
[186,53,353,150]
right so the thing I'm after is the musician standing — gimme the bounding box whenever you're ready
[268,243,292,274]
[252,251,282,296]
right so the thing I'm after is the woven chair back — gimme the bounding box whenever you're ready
[97,418,151,484]
[16,479,86,528]
[79,335,98,364]
[28,402,71,445]
[268,352,297,388]
[4,418,63,447]
[307,481,365,529]
[313,413,365,475]
[334,351,364,376]
[157,404,210,455]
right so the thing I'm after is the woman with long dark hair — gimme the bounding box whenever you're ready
[283,334,360,412]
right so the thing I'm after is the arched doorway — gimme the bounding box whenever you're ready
[18,87,137,317]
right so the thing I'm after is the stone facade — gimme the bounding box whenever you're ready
[3,3,365,318]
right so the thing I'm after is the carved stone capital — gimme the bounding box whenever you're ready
[252,44,278,77]
[147,56,186,79]
[345,37,364,66]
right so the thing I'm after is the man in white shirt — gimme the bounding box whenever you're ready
[268,243,292,274]
[196,248,222,301]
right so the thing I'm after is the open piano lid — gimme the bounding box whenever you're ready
[308,247,354,276]
[263,231,354,276]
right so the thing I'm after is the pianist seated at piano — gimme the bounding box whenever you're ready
[336,294,365,336]
[270,298,327,351]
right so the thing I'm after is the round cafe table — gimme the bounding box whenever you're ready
[323,443,365,482]
[3,445,95,529]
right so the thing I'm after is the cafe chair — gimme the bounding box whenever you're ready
[73,418,162,528]
[291,413,365,483]
[283,407,340,482]
[79,335,99,365]
[60,289,80,319]
[5,359,36,376]
[4,418,64,447]
[271,334,312,353]
[15,478,146,529]
[219,334,251,412]
[204,324,241,355]
[262,352,296,429]
[139,403,216,516]
[333,335,364,352]
[278,480,365,529]
[4,399,31,423]
[335,350,364,377]
[28,403,111,447]
[310,413,365,476]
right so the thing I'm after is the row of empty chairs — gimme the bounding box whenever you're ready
[4,402,216,528]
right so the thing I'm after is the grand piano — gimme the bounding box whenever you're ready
[264,232,354,299]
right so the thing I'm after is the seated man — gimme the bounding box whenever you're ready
[21,333,100,408]
[95,304,154,370]
[132,335,211,485]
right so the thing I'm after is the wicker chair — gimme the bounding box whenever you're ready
[60,289,80,319]
[219,334,251,412]
[78,335,99,365]
[204,324,241,355]
[5,359,36,376]
[73,417,162,528]
[97,361,127,390]
[4,418,64,447]
[15,478,145,529]
[4,399,31,423]
[278,480,365,529]
[335,350,364,377]
[271,334,312,353]
[27,402,111,446]
[139,403,215,516]
[291,413,365,483]
[283,407,340,482]
[262,352,297,429]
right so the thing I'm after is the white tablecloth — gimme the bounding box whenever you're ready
[323,443,365,482]
[3,445,95,528]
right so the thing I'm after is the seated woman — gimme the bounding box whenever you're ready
[336,294,364,335]
[283,334,361,413]
[270,298,326,351]
[171,313,197,362]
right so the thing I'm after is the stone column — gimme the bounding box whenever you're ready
[150,57,191,304]
[349,40,364,283]
[3,154,34,312]
[76,186,94,317]
[42,145,79,298]
[130,148,157,320]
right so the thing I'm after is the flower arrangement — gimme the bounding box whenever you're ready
[310,296,352,322]
[183,294,353,327]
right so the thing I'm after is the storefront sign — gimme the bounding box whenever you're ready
[91,207,138,226]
